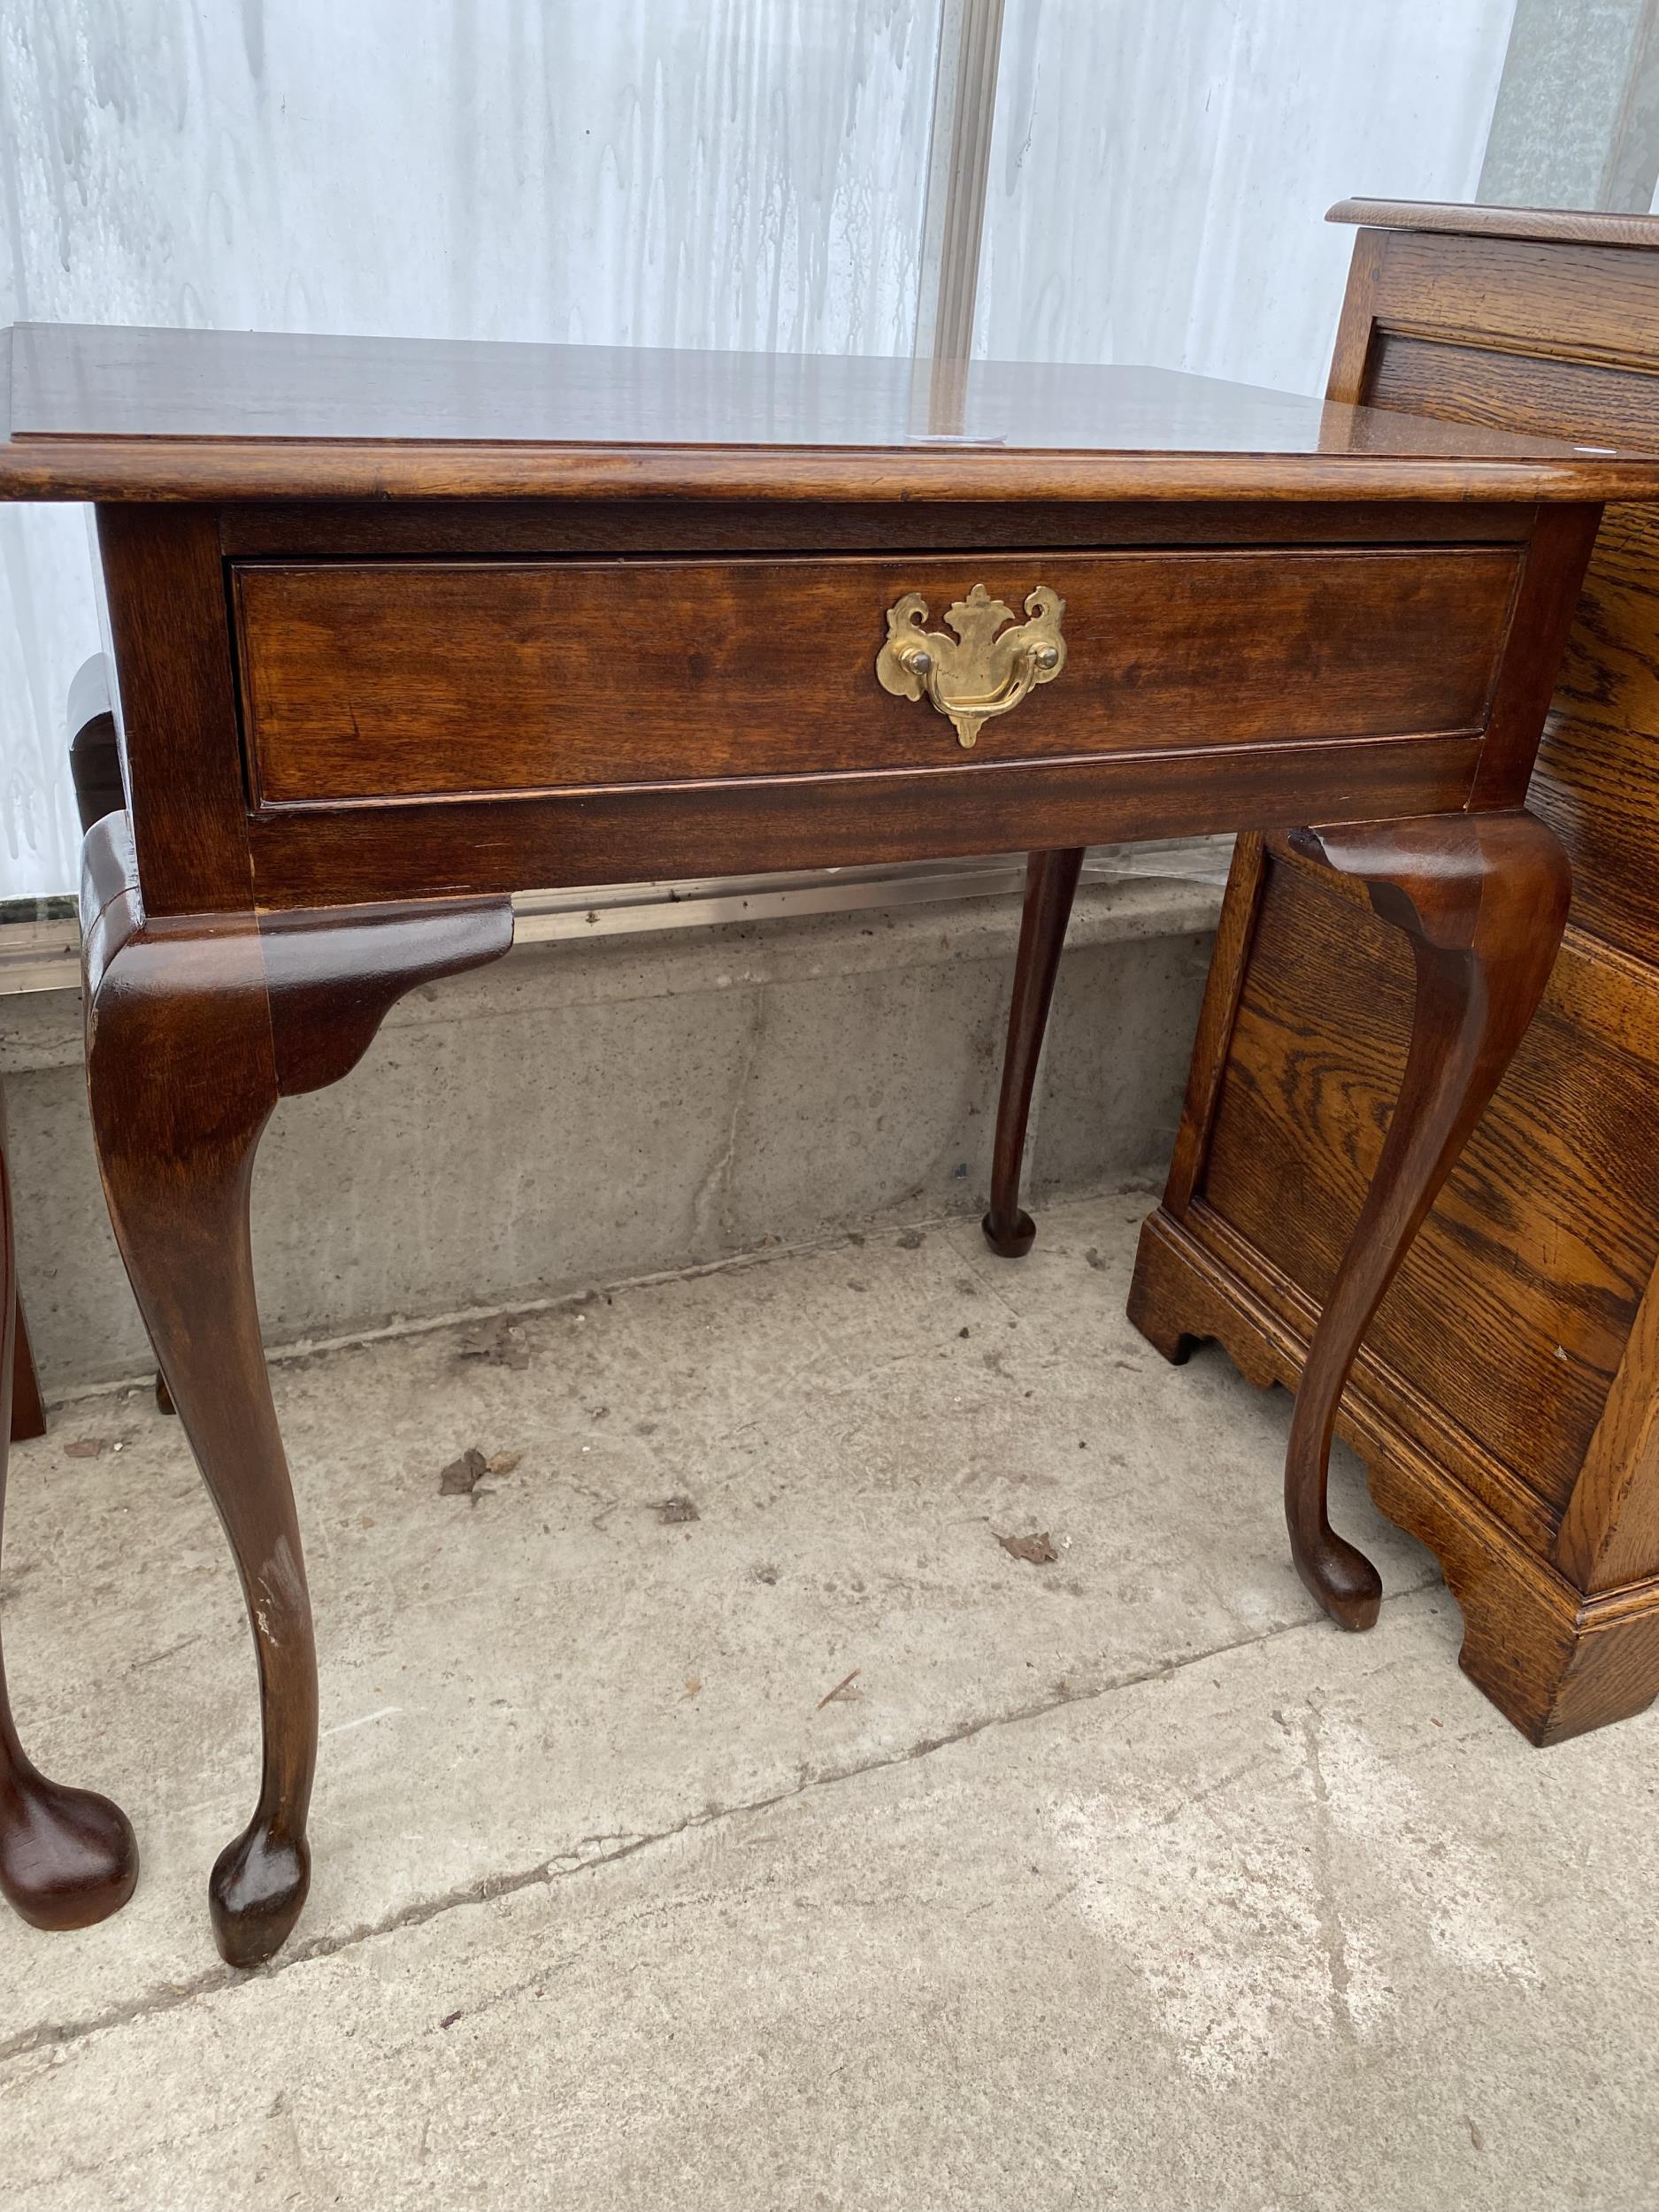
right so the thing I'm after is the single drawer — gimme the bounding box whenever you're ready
[234,546,1520,806]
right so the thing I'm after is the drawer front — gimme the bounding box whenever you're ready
[234,547,1520,806]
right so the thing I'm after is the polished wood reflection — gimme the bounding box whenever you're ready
[7,322,1659,503]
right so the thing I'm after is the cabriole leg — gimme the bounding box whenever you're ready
[1283,811,1571,1631]
[85,902,313,1967]
[81,818,511,1964]
[983,848,1085,1257]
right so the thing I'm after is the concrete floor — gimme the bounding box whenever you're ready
[3,1188,1658,2209]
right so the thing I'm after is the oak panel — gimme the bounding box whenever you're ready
[1366,331,1659,968]
[1364,329,1659,445]
[1375,232,1659,374]
[1536,505,1659,971]
[1198,858,1659,1523]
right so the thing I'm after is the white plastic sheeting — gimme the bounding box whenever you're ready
[976,0,1517,387]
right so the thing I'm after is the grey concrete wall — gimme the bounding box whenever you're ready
[1479,0,1659,213]
[1,875,1218,1398]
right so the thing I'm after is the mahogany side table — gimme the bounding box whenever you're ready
[3,318,1657,1968]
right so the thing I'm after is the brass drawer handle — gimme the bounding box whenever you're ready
[876,582,1066,749]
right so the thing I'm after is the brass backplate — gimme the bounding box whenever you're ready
[875,582,1067,748]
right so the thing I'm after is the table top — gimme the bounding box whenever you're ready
[7,321,1659,505]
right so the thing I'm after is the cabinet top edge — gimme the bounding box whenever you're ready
[5,323,1655,503]
[1328,196,1659,251]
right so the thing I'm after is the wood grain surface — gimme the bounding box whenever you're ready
[983,848,1086,1258]
[1204,860,1659,1524]
[79,810,511,1966]
[242,732,1487,910]
[236,546,1520,803]
[9,322,1659,503]
[1329,198,1659,251]
[1282,816,1571,1632]
[1127,207,1659,1742]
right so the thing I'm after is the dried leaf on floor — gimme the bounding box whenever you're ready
[655,1494,700,1525]
[456,1321,531,1371]
[64,1439,107,1459]
[681,1677,703,1699]
[997,1529,1058,1565]
[440,1448,489,1496]
[486,1450,523,1476]
[817,1667,862,1710]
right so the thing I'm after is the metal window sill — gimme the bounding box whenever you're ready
[0,841,1231,997]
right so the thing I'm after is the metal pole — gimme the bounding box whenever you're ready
[1479,0,1659,213]
[912,0,1007,435]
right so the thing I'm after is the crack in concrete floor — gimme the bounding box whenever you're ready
[43,1205,979,1417]
[0,1580,1437,2070]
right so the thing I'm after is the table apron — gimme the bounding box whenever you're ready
[241,734,1484,908]
[89,497,1595,919]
